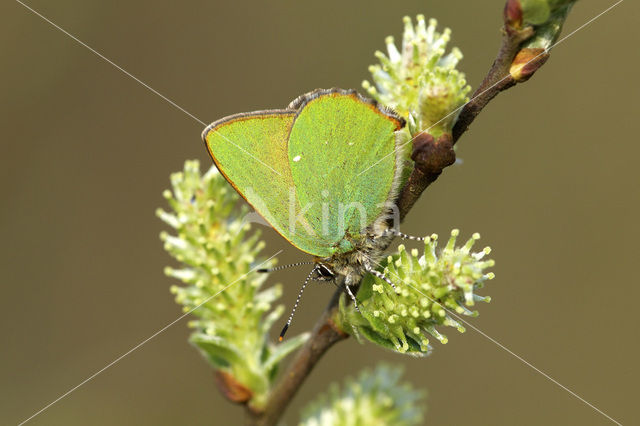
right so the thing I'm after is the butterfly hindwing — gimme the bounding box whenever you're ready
[287,89,404,252]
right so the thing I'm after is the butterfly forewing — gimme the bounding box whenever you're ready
[203,111,329,256]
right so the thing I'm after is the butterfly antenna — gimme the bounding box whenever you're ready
[279,266,317,341]
[258,261,314,273]
[384,228,427,241]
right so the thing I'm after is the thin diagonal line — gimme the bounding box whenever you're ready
[14,0,282,177]
[357,0,624,178]
[362,253,622,425]
[18,250,282,426]
[16,0,204,125]
[14,1,625,423]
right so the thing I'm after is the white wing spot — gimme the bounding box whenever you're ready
[293,155,302,162]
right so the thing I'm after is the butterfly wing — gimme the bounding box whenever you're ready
[202,110,329,256]
[287,89,405,252]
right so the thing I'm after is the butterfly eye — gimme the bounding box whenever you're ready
[316,264,334,279]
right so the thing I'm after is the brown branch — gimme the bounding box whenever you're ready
[397,20,536,217]
[248,289,348,426]
[451,26,535,142]
[249,3,558,424]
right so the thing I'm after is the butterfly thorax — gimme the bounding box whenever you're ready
[317,219,394,286]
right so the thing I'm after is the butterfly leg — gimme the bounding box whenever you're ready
[365,265,398,293]
[384,228,427,241]
[344,283,360,313]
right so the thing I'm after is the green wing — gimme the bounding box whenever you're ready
[202,111,328,256]
[287,89,405,252]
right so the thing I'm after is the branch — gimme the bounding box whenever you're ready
[249,289,348,426]
[250,1,573,423]
[398,5,538,217]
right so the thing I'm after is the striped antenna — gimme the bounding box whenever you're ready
[383,228,428,241]
[257,261,314,273]
[279,266,317,341]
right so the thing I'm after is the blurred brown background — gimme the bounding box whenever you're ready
[1,0,637,424]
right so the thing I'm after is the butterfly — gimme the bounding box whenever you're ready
[202,88,422,339]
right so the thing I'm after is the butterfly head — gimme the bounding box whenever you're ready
[313,263,335,281]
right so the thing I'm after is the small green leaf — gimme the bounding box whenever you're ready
[522,1,576,50]
[521,0,551,25]
[190,333,244,367]
[263,332,310,373]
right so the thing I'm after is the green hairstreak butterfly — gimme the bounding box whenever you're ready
[202,88,417,339]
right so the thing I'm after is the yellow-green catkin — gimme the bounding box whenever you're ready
[158,160,308,409]
[339,230,494,356]
[363,15,471,139]
[300,364,425,426]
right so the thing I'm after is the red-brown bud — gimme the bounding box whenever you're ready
[510,48,550,82]
[504,0,524,30]
[214,370,253,404]
[411,132,456,175]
